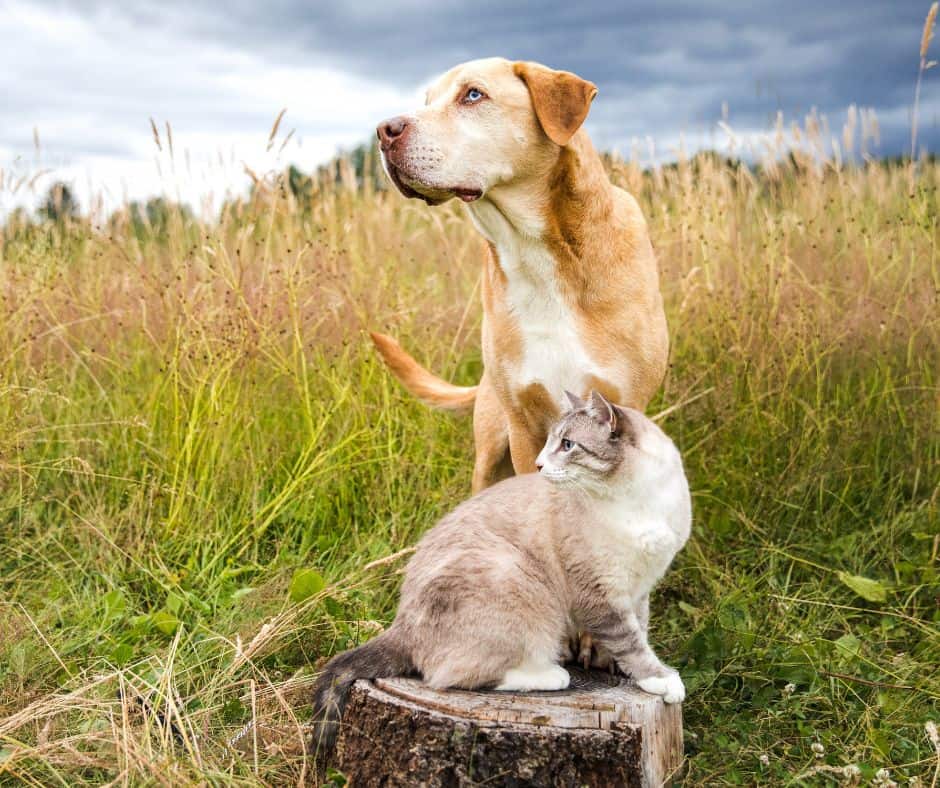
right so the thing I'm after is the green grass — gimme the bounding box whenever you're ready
[0,149,938,785]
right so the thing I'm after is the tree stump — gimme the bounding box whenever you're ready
[326,668,683,787]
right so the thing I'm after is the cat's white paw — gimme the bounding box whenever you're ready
[637,672,685,704]
[496,663,570,692]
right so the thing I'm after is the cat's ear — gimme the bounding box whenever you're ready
[564,390,585,411]
[589,390,619,435]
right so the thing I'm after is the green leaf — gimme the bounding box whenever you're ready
[111,643,134,665]
[868,727,891,759]
[231,587,255,602]
[678,601,700,617]
[837,571,888,603]
[9,643,28,678]
[102,589,126,620]
[324,597,345,618]
[289,568,325,604]
[717,602,748,631]
[165,591,184,615]
[833,633,861,660]
[151,611,180,636]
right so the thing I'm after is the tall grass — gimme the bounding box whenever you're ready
[0,116,938,785]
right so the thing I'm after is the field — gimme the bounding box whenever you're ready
[0,131,938,786]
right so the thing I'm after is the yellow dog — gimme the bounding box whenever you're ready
[373,58,668,492]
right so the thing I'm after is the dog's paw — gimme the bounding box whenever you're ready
[637,672,685,704]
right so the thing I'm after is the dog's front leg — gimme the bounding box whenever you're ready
[507,420,543,474]
[471,374,513,492]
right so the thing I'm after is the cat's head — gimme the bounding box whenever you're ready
[535,390,682,495]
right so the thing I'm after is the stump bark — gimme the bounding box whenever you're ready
[325,668,683,787]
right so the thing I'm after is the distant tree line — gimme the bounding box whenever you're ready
[2,143,931,237]
[282,141,386,208]
[1,181,196,241]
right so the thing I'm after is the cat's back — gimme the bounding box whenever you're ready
[435,473,556,537]
[408,473,562,571]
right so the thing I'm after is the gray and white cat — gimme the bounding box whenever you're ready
[311,391,692,748]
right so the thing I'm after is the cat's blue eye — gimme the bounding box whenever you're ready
[561,438,573,451]
[464,88,484,103]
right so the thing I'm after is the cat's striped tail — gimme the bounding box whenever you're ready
[309,629,413,754]
[369,332,478,412]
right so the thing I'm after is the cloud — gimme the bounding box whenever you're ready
[0,0,416,213]
[3,0,939,213]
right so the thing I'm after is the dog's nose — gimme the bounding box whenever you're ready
[536,462,544,472]
[377,116,410,148]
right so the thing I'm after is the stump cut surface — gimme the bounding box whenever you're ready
[329,668,683,787]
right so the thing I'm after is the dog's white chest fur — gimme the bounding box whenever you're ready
[471,205,606,407]
[467,199,617,410]
[506,242,601,399]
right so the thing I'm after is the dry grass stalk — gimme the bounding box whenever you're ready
[912,2,939,161]
[267,109,287,152]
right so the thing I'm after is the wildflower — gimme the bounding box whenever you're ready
[811,742,825,758]
[759,753,770,767]
[842,764,861,779]
[926,720,938,746]
[873,768,898,787]
[783,682,796,696]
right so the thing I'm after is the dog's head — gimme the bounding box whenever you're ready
[376,58,597,206]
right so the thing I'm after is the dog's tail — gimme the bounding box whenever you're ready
[310,629,413,754]
[370,332,478,412]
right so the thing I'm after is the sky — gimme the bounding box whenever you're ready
[2,0,939,216]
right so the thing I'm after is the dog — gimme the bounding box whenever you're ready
[372,58,668,492]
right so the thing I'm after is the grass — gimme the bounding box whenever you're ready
[0,131,938,785]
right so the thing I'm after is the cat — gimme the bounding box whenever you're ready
[310,390,692,750]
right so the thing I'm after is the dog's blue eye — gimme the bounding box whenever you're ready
[561,438,573,451]
[465,88,484,103]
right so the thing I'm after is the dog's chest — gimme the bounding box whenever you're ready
[498,241,606,405]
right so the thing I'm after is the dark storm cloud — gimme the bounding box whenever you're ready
[6,0,940,217]
[49,0,939,155]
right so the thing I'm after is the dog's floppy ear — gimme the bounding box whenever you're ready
[513,61,597,146]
